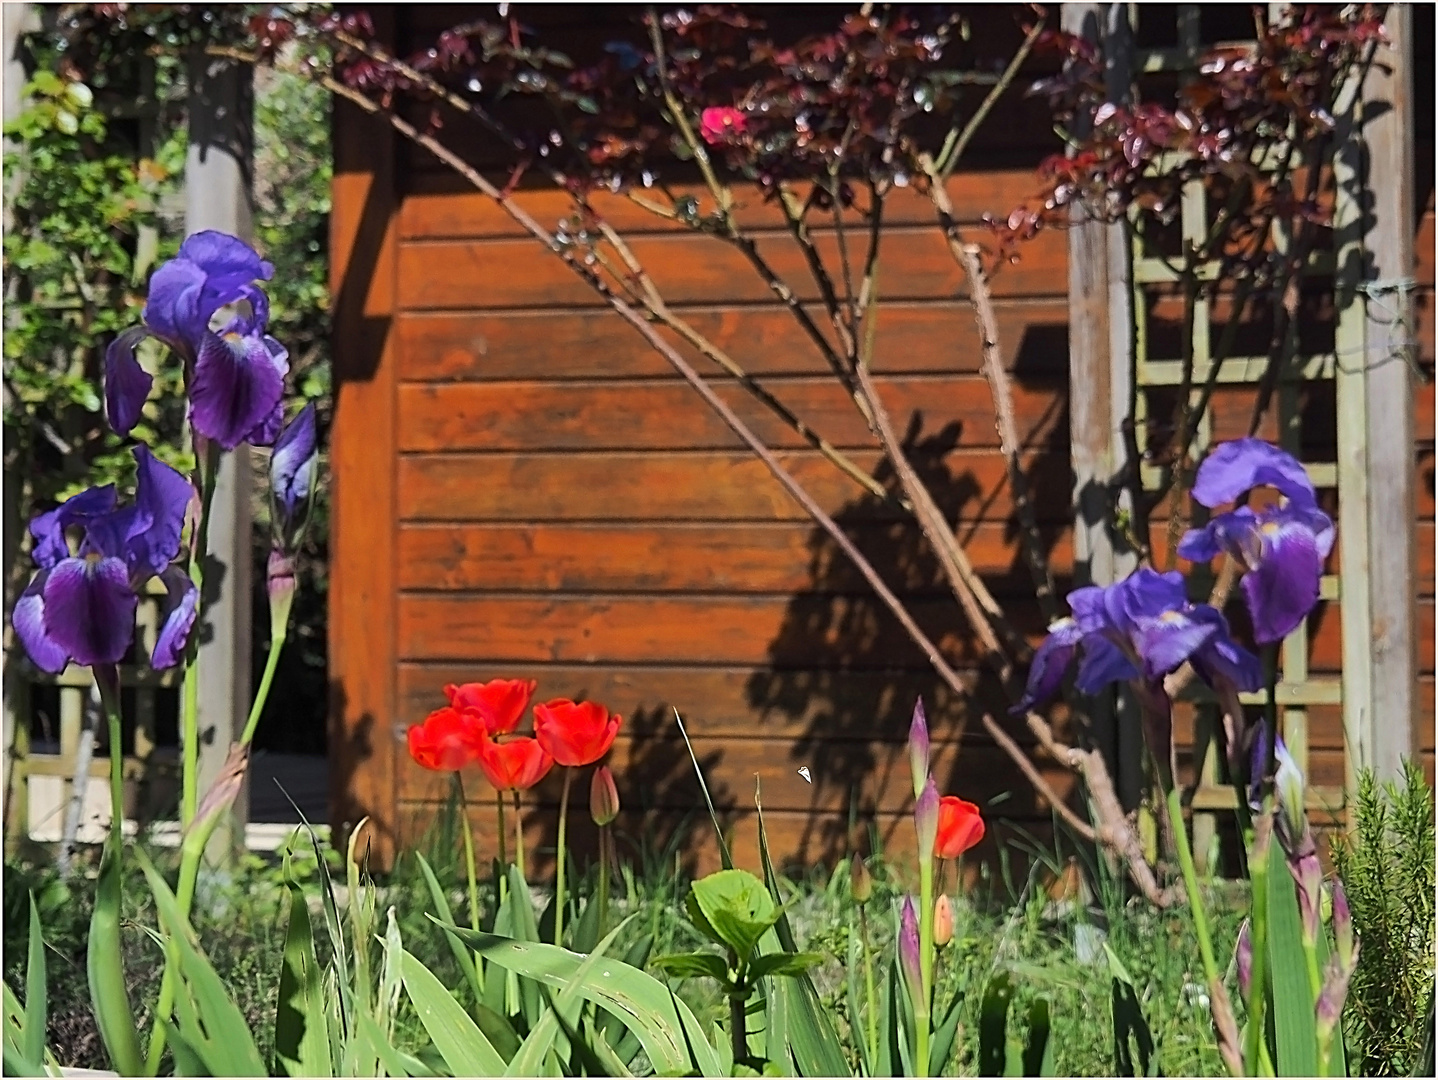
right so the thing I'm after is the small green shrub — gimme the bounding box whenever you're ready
[1330,759,1436,1076]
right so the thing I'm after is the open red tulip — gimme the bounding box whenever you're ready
[533,699,621,767]
[406,706,483,772]
[474,733,554,792]
[443,678,537,736]
[935,795,985,859]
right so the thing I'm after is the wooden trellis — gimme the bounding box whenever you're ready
[5,581,180,846]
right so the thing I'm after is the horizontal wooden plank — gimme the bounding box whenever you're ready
[395,731,1066,816]
[396,448,1435,523]
[397,518,1432,597]
[395,592,1039,668]
[394,226,1067,310]
[397,448,1067,523]
[395,299,1072,382]
[397,376,1066,453]
[396,521,1070,595]
[399,171,1072,240]
[395,662,1017,745]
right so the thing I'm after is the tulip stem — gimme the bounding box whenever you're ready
[513,790,525,878]
[597,825,610,941]
[554,767,573,947]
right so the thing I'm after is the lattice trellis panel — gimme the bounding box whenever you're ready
[1127,6,1347,873]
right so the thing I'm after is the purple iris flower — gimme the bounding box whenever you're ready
[13,446,197,673]
[269,402,318,553]
[105,231,288,451]
[1012,567,1262,714]
[1177,438,1335,645]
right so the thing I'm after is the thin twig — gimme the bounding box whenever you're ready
[936,14,1047,180]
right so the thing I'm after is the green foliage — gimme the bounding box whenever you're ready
[3,64,188,510]
[1330,760,1436,1076]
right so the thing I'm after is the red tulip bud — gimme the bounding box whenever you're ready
[590,765,619,826]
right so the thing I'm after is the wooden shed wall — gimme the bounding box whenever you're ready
[329,5,1435,876]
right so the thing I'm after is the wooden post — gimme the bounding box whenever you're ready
[1065,3,1142,809]
[186,46,255,859]
[1357,8,1417,780]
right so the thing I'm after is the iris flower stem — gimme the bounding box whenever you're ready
[1163,783,1237,1077]
[859,905,879,1066]
[238,628,285,747]
[918,851,935,1022]
[1247,819,1273,1076]
[180,441,221,830]
[93,665,125,851]
[554,768,573,947]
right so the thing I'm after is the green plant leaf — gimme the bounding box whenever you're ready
[674,708,734,870]
[357,1012,422,1077]
[652,952,731,983]
[505,917,631,1077]
[87,837,143,1076]
[929,977,965,1077]
[1105,944,1153,1078]
[137,851,267,1077]
[749,953,825,982]
[979,970,1014,1077]
[753,790,848,1078]
[505,864,544,1026]
[1266,843,1318,1076]
[274,847,333,1077]
[23,893,45,1068]
[1022,998,1055,1077]
[442,921,724,1077]
[400,948,507,1077]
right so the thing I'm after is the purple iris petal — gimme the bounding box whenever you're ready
[1131,610,1220,679]
[1188,606,1264,692]
[1191,438,1317,508]
[271,403,318,524]
[30,485,117,569]
[1065,584,1108,633]
[239,337,292,448]
[1075,635,1141,694]
[1011,617,1085,714]
[1248,720,1272,809]
[1242,514,1326,644]
[104,327,155,436]
[144,231,274,351]
[152,565,199,669]
[123,445,193,580]
[190,328,288,450]
[42,557,139,667]
[13,571,68,673]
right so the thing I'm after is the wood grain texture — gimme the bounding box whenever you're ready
[394,227,1067,311]
[398,172,1069,240]
[397,377,1067,453]
[329,7,401,869]
[395,301,1073,382]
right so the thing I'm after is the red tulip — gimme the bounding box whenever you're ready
[443,678,537,736]
[406,707,483,772]
[935,796,985,859]
[474,734,554,792]
[533,699,621,767]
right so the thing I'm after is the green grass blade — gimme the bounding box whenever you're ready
[357,1012,419,1077]
[443,921,724,1077]
[87,837,143,1076]
[979,970,1014,1077]
[583,1012,636,1078]
[505,864,544,1026]
[1266,843,1318,1076]
[415,852,486,1008]
[400,947,508,1076]
[674,708,734,870]
[137,851,267,1077]
[846,922,873,1078]
[274,847,333,1077]
[23,893,46,1068]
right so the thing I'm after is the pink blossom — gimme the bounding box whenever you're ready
[699,106,746,146]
